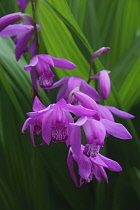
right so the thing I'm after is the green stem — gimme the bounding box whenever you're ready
[87,61,98,84]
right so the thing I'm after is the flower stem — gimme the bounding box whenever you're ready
[30,0,39,99]
[87,61,97,84]
[31,0,39,54]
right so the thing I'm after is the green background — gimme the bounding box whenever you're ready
[0,0,140,209]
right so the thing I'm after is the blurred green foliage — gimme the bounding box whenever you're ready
[0,0,140,209]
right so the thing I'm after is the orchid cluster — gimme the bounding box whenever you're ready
[0,0,134,187]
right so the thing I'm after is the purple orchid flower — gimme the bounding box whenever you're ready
[68,92,132,156]
[0,13,40,60]
[50,76,100,103]
[18,0,30,11]
[22,97,96,146]
[67,145,122,187]
[91,70,111,100]
[24,55,77,91]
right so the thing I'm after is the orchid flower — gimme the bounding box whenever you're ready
[24,55,76,91]
[0,13,40,60]
[50,76,100,103]
[67,145,122,187]
[22,97,96,146]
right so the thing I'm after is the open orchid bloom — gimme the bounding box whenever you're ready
[22,97,96,146]
[50,76,100,103]
[17,0,30,11]
[67,145,122,187]
[69,114,132,158]
[24,55,76,90]
[0,13,40,60]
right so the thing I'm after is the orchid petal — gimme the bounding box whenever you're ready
[51,77,69,89]
[74,91,101,120]
[98,105,114,122]
[56,83,68,102]
[32,96,46,111]
[69,125,81,157]
[101,119,132,139]
[24,56,38,71]
[15,30,33,60]
[92,164,102,183]
[106,106,135,119]
[74,152,91,180]
[65,112,74,146]
[30,68,38,93]
[83,119,106,145]
[30,124,36,147]
[81,80,100,101]
[67,77,82,93]
[27,105,52,118]
[52,57,76,69]
[67,149,79,187]
[91,155,108,167]
[30,38,37,57]
[99,167,108,183]
[99,154,122,171]
[55,98,67,108]
[66,103,96,117]
[22,117,34,132]
[71,116,87,126]
[42,110,53,145]
[0,12,21,32]
[0,24,28,36]
[38,54,54,67]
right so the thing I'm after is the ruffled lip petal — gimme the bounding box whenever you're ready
[52,57,77,70]
[101,119,132,139]
[0,12,21,32]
